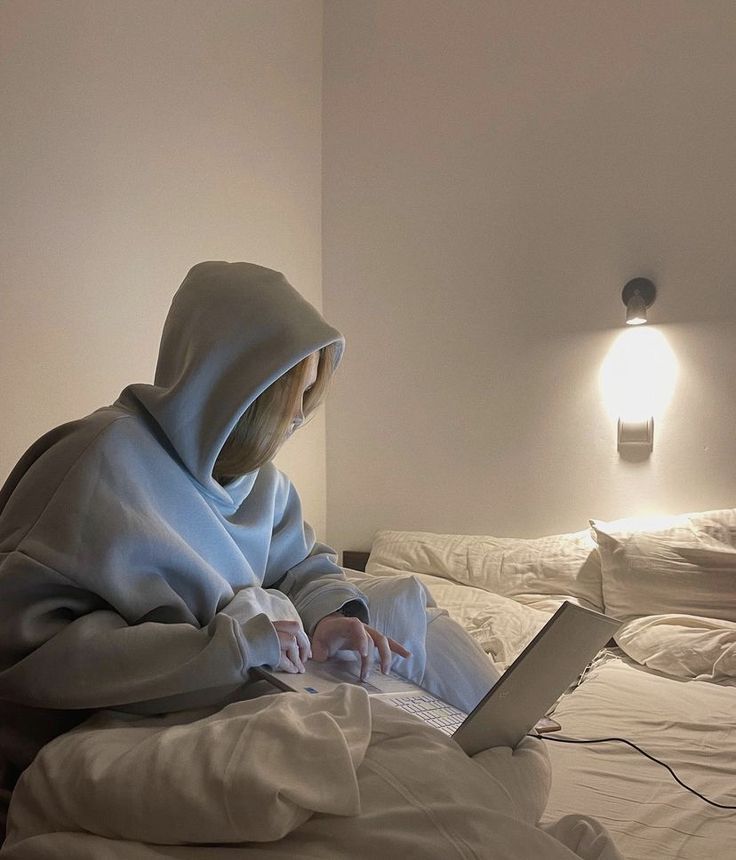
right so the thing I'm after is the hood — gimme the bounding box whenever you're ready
[118,261,344,506]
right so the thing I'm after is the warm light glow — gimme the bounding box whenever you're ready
[599,327,678,422]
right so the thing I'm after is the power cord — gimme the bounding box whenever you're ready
[538,734,736,810]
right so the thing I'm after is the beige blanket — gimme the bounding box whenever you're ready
[2,686,622,859]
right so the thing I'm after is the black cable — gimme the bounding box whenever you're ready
[537,734,736,810]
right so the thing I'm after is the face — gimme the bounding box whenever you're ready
[287,351,320,436]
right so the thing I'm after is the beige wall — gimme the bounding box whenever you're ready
[323,1,736,552]
[4,1,736,555]
[0,0,328,535]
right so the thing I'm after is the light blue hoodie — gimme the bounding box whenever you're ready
[0,261,367,785]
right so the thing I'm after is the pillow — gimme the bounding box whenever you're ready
[615,614,736,682]
[466,531,602,613]
[591,508,736,622]
[366,530,475,582]
[366,528,603,613]
[592,507,736,545]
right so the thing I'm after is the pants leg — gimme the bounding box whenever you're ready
[419,610,501,712]
[347,571,500,713]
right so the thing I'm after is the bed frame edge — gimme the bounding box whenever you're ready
[342,550,370,572]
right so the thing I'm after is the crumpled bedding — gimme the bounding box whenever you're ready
[614,613,736,682]
[393,571,553,669]
[1,685,622,860]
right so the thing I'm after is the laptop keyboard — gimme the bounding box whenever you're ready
[385,693,466,735]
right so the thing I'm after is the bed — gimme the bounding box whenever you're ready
[1,509,733,859]
[350,507,736,859]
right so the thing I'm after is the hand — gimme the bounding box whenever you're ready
[311,615,411,681]
[273,620,311,673]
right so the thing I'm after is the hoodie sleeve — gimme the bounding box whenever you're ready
[266,475,369,636]
[0,416,299,716]
[0,550,281,715]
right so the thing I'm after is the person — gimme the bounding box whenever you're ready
[0,261,498,838]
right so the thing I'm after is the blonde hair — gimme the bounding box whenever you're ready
[213,343,339,483]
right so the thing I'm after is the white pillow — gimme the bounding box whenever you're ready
[615,614,736,682]
[592,507,736,544]
[591,508,736,622]
[465,531,602,613]
[366,530,475,582]
[366,528,603,613]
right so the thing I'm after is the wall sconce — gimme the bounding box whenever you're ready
[600,289,677,460]
[622,277,656,325]
[617,417,654,454]
[617,277,657,455]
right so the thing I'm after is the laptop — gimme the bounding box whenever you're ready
[254,600,620,756]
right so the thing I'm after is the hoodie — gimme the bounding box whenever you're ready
[0,261,368,783]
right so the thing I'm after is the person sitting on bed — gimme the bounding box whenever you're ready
[0,261,499,839]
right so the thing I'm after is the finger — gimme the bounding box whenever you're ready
[364,627,411,669]
[277,650,299,673]
[357,627,373,681]
[279,631,304,673]
[336,618,372,679]
[294,627,312,662]
[386,635,412,658]
[288,637,305,672]
[368,630,393,674]
[359,650,370,681]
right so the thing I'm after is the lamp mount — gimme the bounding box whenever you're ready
[622,278,656,309]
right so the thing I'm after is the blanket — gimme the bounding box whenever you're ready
[1,686,622,859]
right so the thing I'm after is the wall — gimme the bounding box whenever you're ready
[0,0,329,535]
[323,0,736,552]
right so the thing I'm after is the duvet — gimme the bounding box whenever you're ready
[1,685,622,859]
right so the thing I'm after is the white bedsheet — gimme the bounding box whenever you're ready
[542,652,736,859]
[1,685,623,860]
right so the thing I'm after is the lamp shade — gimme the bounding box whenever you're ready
[625,290,648,324]
[622,278,656,326]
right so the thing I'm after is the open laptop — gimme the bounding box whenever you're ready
[255,600,620,755]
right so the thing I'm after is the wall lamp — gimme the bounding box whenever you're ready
[622,277,656,325]
[601,277,677,459]
[618,277,657,455]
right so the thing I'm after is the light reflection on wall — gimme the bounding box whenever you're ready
[599,327,678,422]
